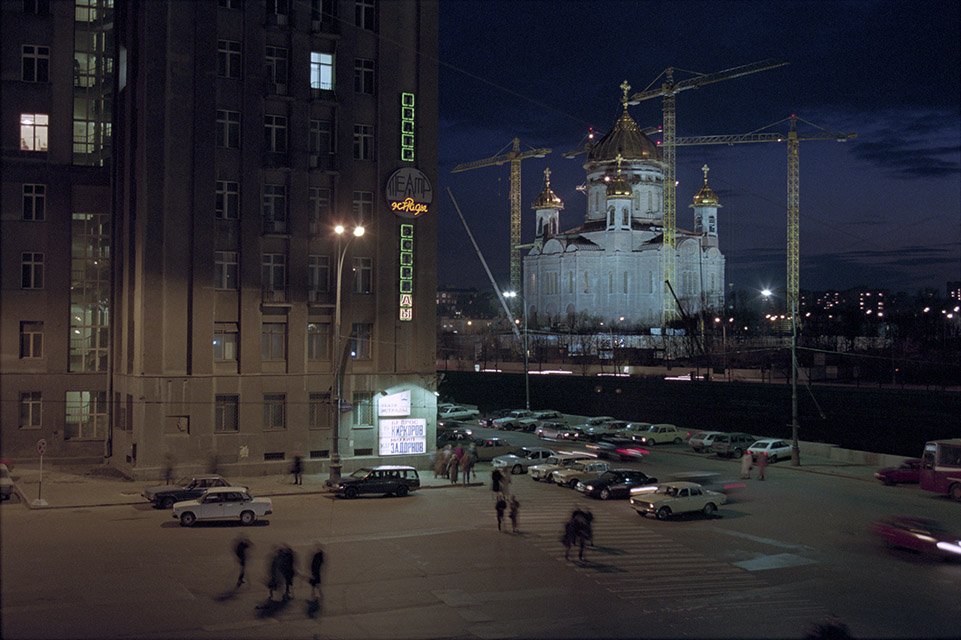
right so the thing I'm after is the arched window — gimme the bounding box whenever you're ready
[537,218,543,236]
[608,207,615,227]
[622,208,629,227]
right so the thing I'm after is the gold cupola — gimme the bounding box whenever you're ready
[691,164,722,207]
[531,167,564,210]
[606,154,633,198]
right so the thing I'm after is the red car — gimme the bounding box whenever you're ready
[874,458,921,485]
[871,516,961,559]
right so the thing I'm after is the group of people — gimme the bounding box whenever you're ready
[233,538,325,603]
[740,449,769,480]
[492,467,521,532]
[432,442,478,485]
[561,507,594,561]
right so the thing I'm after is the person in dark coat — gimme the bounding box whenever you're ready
[509,496,520,533]
[291,455,304,485]
[308,545,324,598]
[267,546,283,600]
[492,468,503,495]
[278,545,296,599]
[495,496,507,531]
[233,537,251,588]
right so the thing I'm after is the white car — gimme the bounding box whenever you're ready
[492,447,556,474]
[633,424,684,446]
[629,481,727,519]
[172,486,272,527]
[553,460,611,489]
[437,405,480,421]
[529,452,594,482]
[492,409,534,430]
[747,439,793,463]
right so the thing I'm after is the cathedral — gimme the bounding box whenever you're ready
[523,84,725,328]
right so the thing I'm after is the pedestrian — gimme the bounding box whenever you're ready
[466,442,478,481]
[291,454,304,485]
[446,452,459,484]
[453,443,464,463]
[740,449,753,479]
[308,544,324,598]
[434,445,451,478]
[495,495,507,531]
[492,467,503,495]
[499,468,512,499]
[233,536,251,588]
[460,450,473,486]
[267,546,283,600]
[163,453,174,485]
[571,507,593,559]
[509,496,520,533]
[757,451,768,481]
[561,519,577,560]
[278,544,296,599]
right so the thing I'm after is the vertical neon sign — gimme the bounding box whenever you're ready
[400,92,415,162]
[399,224,414,321]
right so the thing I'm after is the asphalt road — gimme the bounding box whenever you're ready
[2,427,958,639]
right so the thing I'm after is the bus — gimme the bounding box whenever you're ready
[919,439,961,500]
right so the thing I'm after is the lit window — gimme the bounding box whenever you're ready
[22,45,49,82]
[22,184,46,221]
[20,113,49,151]
[310,51,334,91]
[64,391,107,440]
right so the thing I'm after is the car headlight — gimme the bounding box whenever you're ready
[584,485,595,492]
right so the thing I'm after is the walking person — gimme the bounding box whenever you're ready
[163,453,174,485]
[308,544,324,598]
[740,449,754,479]
[434,444,451,478]
[509,496,520,533]
[495,495,507,531]
[446,452,459,484]
[278,544,296,600]
[291,455,304,485]
[266,546,283,601]
[562,519,577,560]
[757,451,769,481]
[571,507,593,559]
[460,450,473,486]
[233,536,251,588]
[492,467,503,495]
[466,442,478,481]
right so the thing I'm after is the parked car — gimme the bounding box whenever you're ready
[517,410,564,432]
[436,427,475,448]
[585,438,650,461]
[529,453,595,482]
[553,460,611,489]
[612,422,654,439]
[874,459,922,485]
[437,405,480,421]
[333,465,421,498]
[709,432,757,458]
[688,430,724,453]
[871,515,961,558]
[492,447,557,474]
[473,437,517,461]
[633,424,684,446]
[629,481,727,520]
[748,439,794,463]
[492,409,535,430]
[535,420,569,440]
[576,470,658,500]
[556,426,592,441]
[0,464,14,501]
[579,420,629,442]
[172,487,272,527]
[143,475,232,509]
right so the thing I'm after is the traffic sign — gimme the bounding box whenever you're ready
[37,439,47,456]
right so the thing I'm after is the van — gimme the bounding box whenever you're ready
[333,465,420,498]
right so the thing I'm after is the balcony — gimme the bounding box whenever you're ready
[310,87,337,103]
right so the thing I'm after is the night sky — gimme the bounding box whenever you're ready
[436,0,961,297]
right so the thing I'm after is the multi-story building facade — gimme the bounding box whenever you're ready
[2,0,439,478]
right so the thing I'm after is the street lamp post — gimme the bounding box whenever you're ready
[328,224,365,486]
[763,288,800,466]
[504,291,530,410]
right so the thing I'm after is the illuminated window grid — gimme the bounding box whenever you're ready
[399,224,414,321]
[400,92,414,162]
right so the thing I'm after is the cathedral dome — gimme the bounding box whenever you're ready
[690,164,722,207]
[531,167,564,210]
[588,82,660,163]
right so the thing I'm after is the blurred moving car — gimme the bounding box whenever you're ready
[143,475,232,509]
[689,431,724,453]
[576,469,658,500]
[553,460,611,489]
[172,487,272,526]
[871,515,961,558]
[747,439,793,463]
[633,424,684,446]
[709,432,757,458]
[492,447,557,474]
[874,459,922,485]
[529,452,595,482]
[667,472,746,497]
[586,438,649,461]
[0,463,14,500]
[333,465,421,498]
[630,481,727,520]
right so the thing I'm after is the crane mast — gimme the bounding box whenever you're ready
[451,138,551,298]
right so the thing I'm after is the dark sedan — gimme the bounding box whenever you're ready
[575,469,658,500]
[142,475,232,509]
[874,458,921,485]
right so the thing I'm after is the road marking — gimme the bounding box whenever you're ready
[710,528,814,550]
[733,553,817,571]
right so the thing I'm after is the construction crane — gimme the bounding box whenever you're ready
[451,138,551,297]
[675,114,856,467]
[674,114,857,315]
[628,59,788,325]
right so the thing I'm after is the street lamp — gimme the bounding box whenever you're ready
[762,288,800,466]
[328,223,365,485]
[503,291,530,410]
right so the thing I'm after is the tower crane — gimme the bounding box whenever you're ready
[674,114,857,315]
[675,114,856,467]
[628,59,788,325]
[451,138,551,298]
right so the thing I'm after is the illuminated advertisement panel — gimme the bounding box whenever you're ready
[379,418,427,456]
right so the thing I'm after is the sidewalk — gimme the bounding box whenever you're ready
[3,462,486,510]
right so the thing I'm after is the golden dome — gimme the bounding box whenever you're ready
[531,167,564,210]
[588,81,660,162]
[606,154,633,198]
[691,164,722,207]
